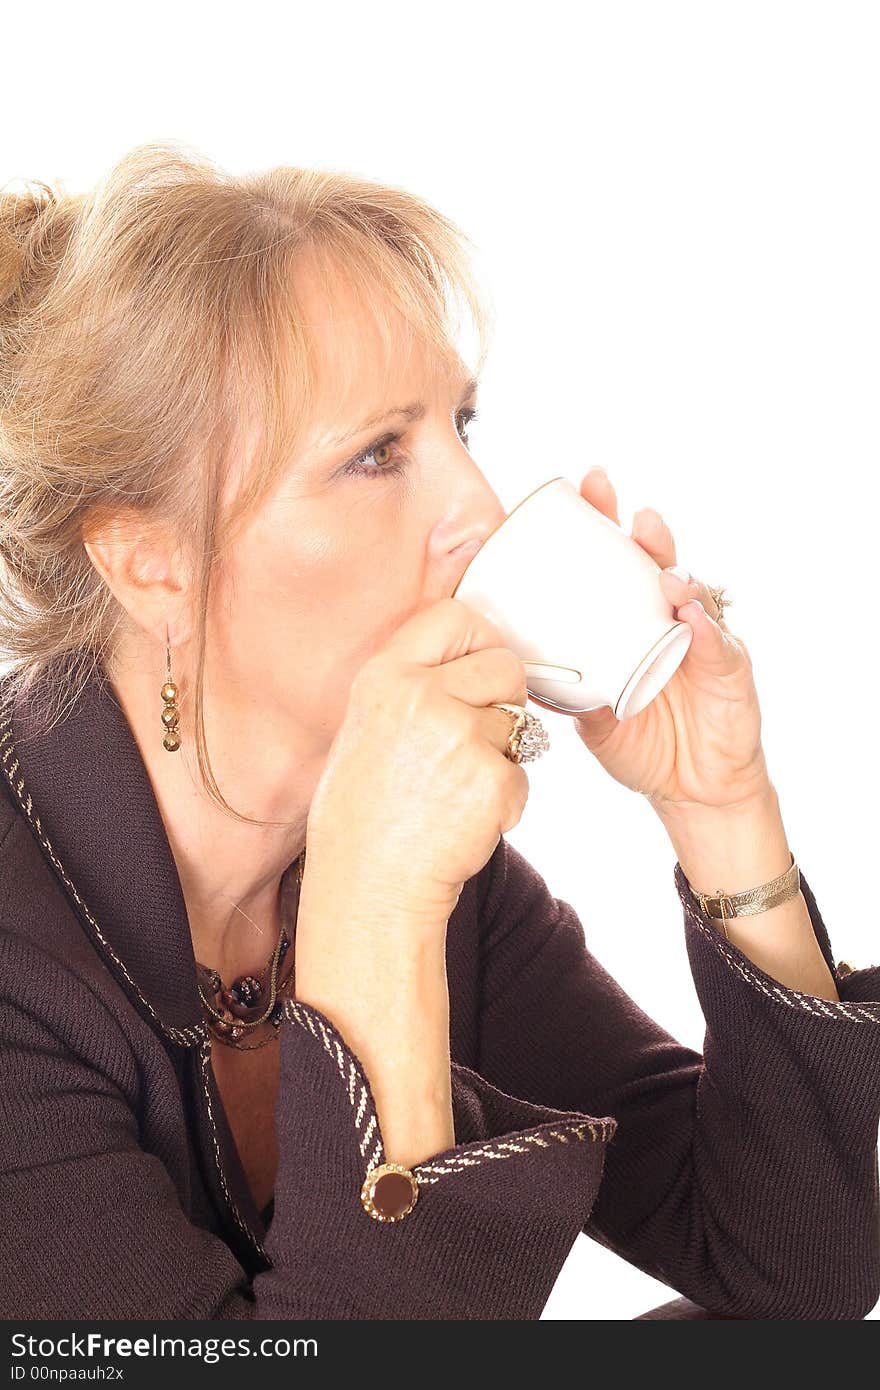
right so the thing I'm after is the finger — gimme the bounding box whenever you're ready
[675,596,739,672]
[526,684,621,745]
[579,467,620,526]
[571,702,620,747]
[382,595,512,668]
[436,646,529,710]
[476,702,536,763]
[658,567,727,627]
[631,506,676,569]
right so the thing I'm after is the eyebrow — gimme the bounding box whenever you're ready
[323,376,479,450]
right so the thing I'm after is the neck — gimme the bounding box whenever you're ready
[103,645,319,983]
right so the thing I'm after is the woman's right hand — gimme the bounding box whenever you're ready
[293,597,533,1166]
[303,596,533,930]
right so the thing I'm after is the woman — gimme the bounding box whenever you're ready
[0,142,877,1322]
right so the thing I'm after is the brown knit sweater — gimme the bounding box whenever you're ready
[1,654,878,1320]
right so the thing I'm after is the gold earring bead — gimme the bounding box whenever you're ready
[161,658,181,752]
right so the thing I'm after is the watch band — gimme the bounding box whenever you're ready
[688,851,800,937]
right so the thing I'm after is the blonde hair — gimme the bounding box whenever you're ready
[0,141,492,826]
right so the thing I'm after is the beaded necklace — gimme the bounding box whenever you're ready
[195,850,305,1051]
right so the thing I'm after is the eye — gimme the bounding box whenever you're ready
[457,406,478,448]
[341,407,478,480]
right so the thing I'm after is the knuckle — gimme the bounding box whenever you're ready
[447,698,479,752]
[454,597,505,647]
[508,772,528,822]
[351,656,396,716]
[479,745,507,793]
[354,651,389,691]
[512,763,530,803]
[398,666,434,721]
[500,646,528,696]
[503,773,529,829]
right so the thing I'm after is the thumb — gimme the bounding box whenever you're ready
[677,598,742,675]
[527,687,621,747]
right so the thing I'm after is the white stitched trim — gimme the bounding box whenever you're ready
[0,713,203,1047]
[282,996,617,1185]
[354,1085,367,1129]
[360,1112,378,1157]
[1,705,271,1261]
[284,997,386,1172]
[678,881,880,1024]
[413,1119,617,1183]
[200,1037,268,1262]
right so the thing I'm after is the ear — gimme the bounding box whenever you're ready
[82,509,194,649]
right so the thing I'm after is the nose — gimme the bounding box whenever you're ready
[438,510,506,588]
[449,536,485,562]
[433,488,506,564]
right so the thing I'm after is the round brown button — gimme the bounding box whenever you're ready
[360,1163,419,1222]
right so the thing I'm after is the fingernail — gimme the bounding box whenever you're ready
[667,565,692,584]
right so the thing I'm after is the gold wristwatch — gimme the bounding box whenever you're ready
[689,851,800,934]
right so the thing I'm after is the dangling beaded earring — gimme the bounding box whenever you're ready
[161,630,181,753]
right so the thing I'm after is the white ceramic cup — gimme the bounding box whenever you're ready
[451,475,693,720]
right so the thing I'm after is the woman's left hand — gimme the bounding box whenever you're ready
[526,467,772,814]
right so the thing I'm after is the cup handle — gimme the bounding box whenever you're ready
[522,660,583,685]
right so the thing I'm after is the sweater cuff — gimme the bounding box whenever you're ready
[674,859,880,1024]
[671,859,880,1316]
[253,996,617,1320]
[675,854,880,1162]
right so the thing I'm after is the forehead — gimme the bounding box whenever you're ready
[293,251,468,435]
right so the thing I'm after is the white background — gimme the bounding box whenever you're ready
[4,0,878,1320]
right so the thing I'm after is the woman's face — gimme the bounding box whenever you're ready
[205,265,507,760]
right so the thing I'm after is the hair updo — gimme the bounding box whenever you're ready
[0,142,490,825]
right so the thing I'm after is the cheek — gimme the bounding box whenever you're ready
[251,495,418,606]
[220,505,419,678]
